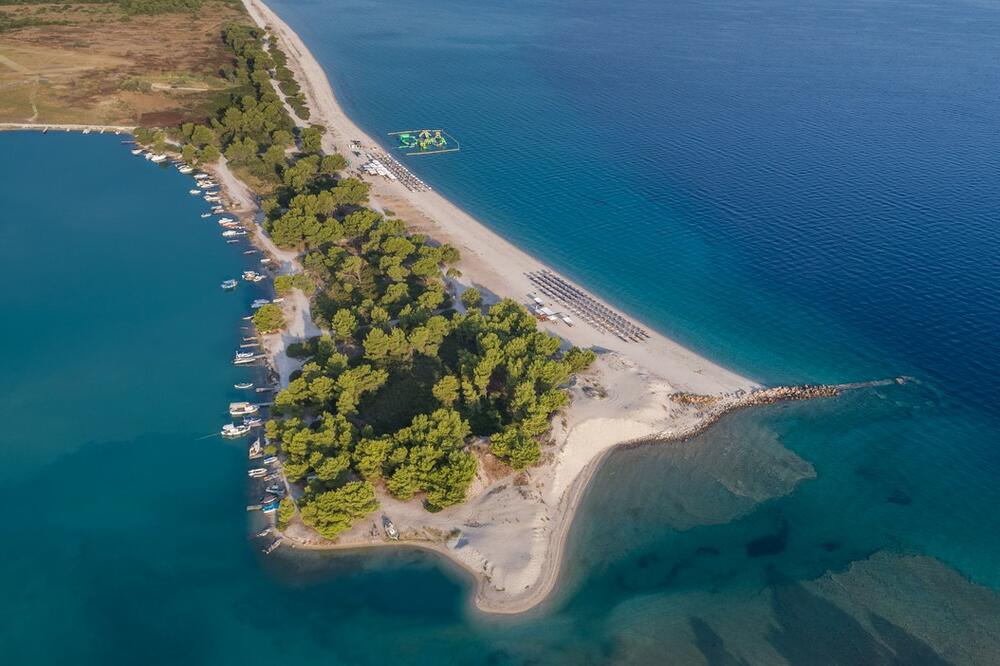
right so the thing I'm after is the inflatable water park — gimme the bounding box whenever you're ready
[388,129,460,156]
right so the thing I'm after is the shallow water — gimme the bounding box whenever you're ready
[4,0,1000,660]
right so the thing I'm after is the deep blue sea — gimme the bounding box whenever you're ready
[3,0,1000,661]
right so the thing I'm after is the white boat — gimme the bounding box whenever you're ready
[130,148,143,156]
[200,213,212,219]
[382,515,399,540]
[242,271,265,282]
[221,230,239,238]
[217,217,235,225]
[194,173,209,180]
[262,456,278,465]
[148,153,168,163]
[199,182,217,189]
[262,539,281,553]
[178,165,193,174]
[229,402,259,416]
[234,356,257,365]
[234,382,254,390]
[189,189,201,195]
[248,468,268,478]
[243,417,263,427]
[222,423,252,438]
[271,297,285,304]
[220,279,238,290]
[251,299,270,309]
[235,351,255,359]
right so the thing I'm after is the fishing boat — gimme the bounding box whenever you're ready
[248,468,268,478]
[222,423,252,438]
[234,382,254,390]
[221,279,238,290]
[382,515,399,540]
[229,401,259,416]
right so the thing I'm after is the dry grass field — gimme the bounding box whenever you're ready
[0,1,251,126]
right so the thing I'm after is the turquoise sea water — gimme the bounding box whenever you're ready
[3,0,1000,661]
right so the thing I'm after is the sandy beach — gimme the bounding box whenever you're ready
[235,0,766,613]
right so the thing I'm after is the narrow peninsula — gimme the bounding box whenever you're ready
[1,0,887,615]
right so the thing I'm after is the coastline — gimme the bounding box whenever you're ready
[233,0,883,615]
[3,11,868,616]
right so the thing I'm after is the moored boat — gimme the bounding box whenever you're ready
[248,467,268,478]
[221,279,238,290]
[234,382,254,389]
[243,417,263,427]
[229,401,259,416]
[262,455,278,465]
[382,515,399,540]
[222,423,252,438]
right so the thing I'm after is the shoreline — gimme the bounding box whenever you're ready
[1,14,876,616]
[234,0,883,615]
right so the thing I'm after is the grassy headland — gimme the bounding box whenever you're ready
[0,0,250,125]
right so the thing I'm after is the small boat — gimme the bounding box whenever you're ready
[200,213,212,219]
[255,528,271,537]
[189,189,201,195]
[251,298,270,309]
[248,468,268,478]
[243,249,259,255]
[263,472,281,481]
[260,494,278,504]
[265,484,284,495]
[229,401,259,416]
[242,271,266,282]
[178,165,193,174]
[249,438,263,459]
[234,382,254,390]
[221,279,238,290]
[82,128,91,135]
[235,352,255,360]
[271,297,285,304]
[234,356,257,365]
[262,456,278,465]
[217,217,235,225]
[130,148,143,156]
[194,173,209,180]
[262,539,281,553]
[243,417,264,428]
[148,153,168,163]
[198,181,217,190]
[222,423,252,438]
[222,230,239,238]
[382,515,399,540]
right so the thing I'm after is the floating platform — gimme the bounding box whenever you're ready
[388,129,460,156]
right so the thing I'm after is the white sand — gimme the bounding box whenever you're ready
[241,0,760,614]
